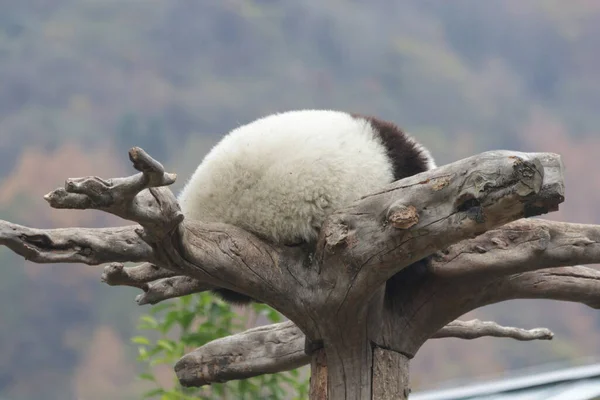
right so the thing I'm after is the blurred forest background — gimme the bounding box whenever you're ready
[1,0,600,399]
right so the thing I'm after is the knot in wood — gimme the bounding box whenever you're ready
[324,222,349,249]
[431,175,451,191]
[511,157,543,197]
[387,203,419,229]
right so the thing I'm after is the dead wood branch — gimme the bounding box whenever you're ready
[175,321,307,387]
[101,262,177,289]
[0,222,152,264]
[386,265,600,358]
[487,265,600,309]
[430,319,553,340]
[313,151,563,318]
[432,219,600,278]
[0,149,564,323]
[44,147,182,236]
[136,276,214,305]
[174,318,553,386]
[100,262,213,304]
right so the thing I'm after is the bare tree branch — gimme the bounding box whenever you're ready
[97,218,600,309]
[387,265,600,359]
[314,151,564,316]
[0,147,186,268]
[100,262,214,304]
[396,221,600,354]
[373,220,600,358]
[0,222,152,264]
[44,147,182,236]
[432,219,600,278]
[174,317,553,387]
[46,147,175,207]
[167,222,308,321]
[487,265,600,309]
[431,319,553,340]
[0,149,565,325]
[136,276,214,305]
[175,321,308,387]
[101,262,177,289]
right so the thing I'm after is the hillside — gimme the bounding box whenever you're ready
[1,0,600,398]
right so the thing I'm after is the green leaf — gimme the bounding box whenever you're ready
[131,336,151,345]
[267,308,282,322]
[160,310,181,334]
[138,315,159,329]
[142,388,165,399]
[156,339,176,352]
[179,311,196,330]
[133,289,309,398]
[150,357,170,366]
[138,372,157,382]
[137,346,149,359]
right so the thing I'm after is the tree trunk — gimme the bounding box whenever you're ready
[372,348,410,400]
[310,344,411,399]
[310,350,328,400]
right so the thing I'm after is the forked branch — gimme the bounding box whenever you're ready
[315,151,564,313]
[100,262,211,304]
[383,226,600,357]
[44,146,182,236]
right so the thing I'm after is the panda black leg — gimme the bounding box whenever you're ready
[212,288,257,305]
[385,256,432,299]
[304,337,324,355]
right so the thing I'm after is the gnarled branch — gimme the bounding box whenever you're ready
[386,264,600,358]
[44,146,182,237]
[99,261,211,304]
[0,150,565,323]
[431,319,553,340]
[136,276,214,305]
[101,262,177,289]
[432,219,600,278]
[0,222,152,265]
[488,265,600,309]
[175,318,553,387]
[175,321,307,387]
[313,151,563,317]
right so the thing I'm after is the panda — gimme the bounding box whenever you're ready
[177,109,436,304]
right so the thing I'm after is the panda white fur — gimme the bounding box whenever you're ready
[178,110,436,304]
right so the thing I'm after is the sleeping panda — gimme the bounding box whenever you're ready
[177,110,436,304]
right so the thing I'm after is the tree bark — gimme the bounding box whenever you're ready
[310,349,328,400]
[372,348,410,400]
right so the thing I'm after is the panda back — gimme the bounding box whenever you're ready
[178,110,402,244]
